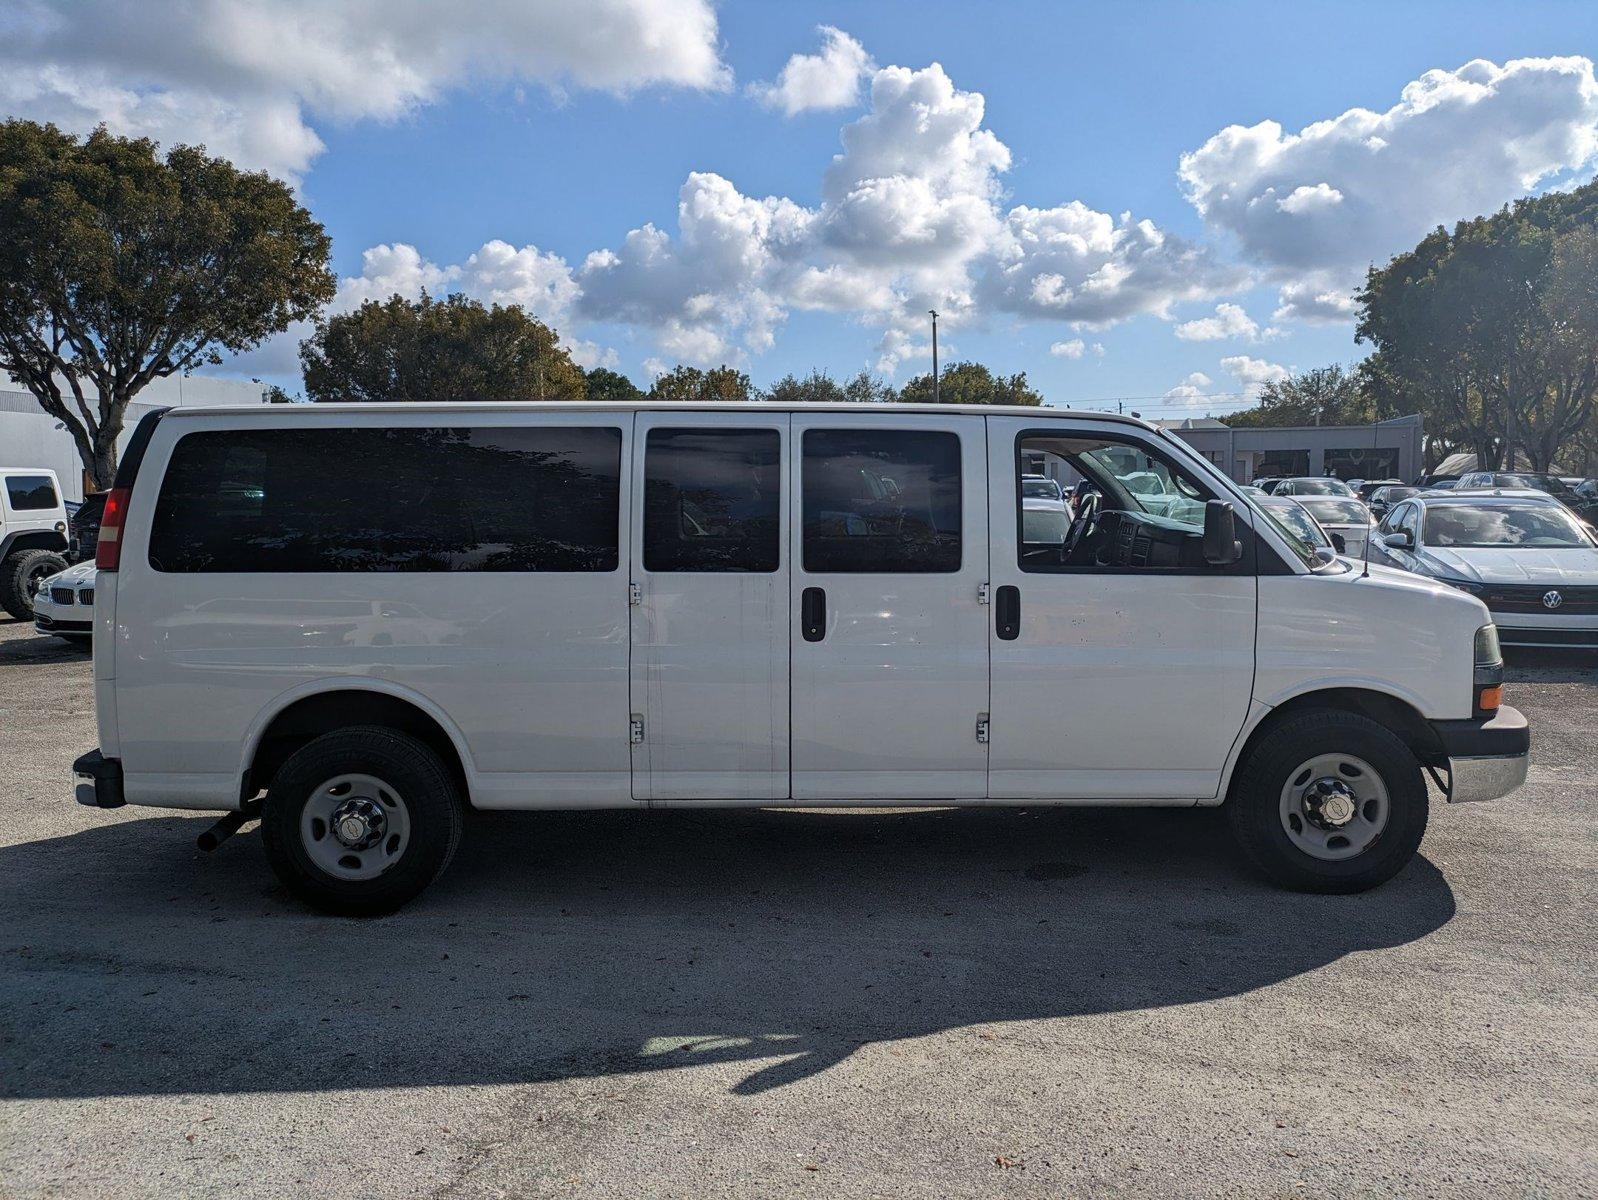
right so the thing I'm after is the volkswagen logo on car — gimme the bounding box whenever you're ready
[1543,590,1564,610]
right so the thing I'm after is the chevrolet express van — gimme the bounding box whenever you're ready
[74,403,1530,914]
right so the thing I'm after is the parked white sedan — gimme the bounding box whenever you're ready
[1292,496,1376,557]
[31,560,96,644]
[1374,491,1598,649]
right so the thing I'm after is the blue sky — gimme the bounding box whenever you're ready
[5,1,1597,414]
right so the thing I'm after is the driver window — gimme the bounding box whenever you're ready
[1016,432,1226,573]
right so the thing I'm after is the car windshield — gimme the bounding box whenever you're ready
[1021,478,1060,500]
[1287,478,1353,496]
[1424,503,1592,548]
[1261,501,1330,550]
[1376,487,1418,503]
[1297,498,1369,525]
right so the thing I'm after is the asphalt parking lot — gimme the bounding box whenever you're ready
[1,618,1595,1199]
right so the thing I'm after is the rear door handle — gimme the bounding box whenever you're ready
[995,585,1020,640]
[801,586,827,642]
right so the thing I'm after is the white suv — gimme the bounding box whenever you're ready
[75,403,1529,915]
[0,468,70,620]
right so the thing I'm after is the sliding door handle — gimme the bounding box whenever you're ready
[801,586,827,642]
[995,585,1020,640]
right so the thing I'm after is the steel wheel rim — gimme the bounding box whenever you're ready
[1278,752,1390,862]
[300,773,412,881]
[25,564,53,600]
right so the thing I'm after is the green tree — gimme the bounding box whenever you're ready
[1357,179,1598,472]
[843,370,897,403]
[898,361,1043,405]
[646,364,753,403]
[761,369,848,403]
[0,121,334,488]
[1222,365,1370,429]
[583,366,644,404]
[263,383,300,404]
[301,292,587,404]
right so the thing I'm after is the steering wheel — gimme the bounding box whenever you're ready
[1064,490,1101,560]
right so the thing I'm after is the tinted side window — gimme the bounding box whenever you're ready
[6,475,57,510]
[644,427,780,572]
[802,429,961,573]
[150,426,621,572]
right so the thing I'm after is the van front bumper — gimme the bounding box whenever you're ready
[1430,706,1530,803]
[73,749,126,808]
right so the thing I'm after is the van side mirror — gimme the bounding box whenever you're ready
[1383,530,1414,551]
[1203,500,1242,565]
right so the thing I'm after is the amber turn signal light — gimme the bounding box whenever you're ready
[1477,684,1502,712]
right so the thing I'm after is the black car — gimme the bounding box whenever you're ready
[1368,484,1422,519]
[68,491,108,563]
[1354,478,1403,501]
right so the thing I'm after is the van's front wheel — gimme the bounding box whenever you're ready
[1227,710,1428,893]
[262,727,463,916]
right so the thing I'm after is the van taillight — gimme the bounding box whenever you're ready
[95,487,130,571]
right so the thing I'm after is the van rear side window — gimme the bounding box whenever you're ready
[801,429,961,573]
[148,426,622,573]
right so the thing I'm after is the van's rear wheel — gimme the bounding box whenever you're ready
[262,726,463,916]
[1227,709,1427,893]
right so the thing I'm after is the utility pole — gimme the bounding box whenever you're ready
[929,309,939,403]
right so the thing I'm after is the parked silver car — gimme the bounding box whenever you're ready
[1373,491,1598,649]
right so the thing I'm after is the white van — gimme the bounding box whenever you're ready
[75,403,1529,914]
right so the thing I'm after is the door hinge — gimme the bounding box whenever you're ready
[976,716,990,744]
[977,582,992,605]
[629,714,645,744]
[628,582,642,606]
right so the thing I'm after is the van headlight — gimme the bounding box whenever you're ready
[1442,576,1486,596]
[1474,624,1503,714]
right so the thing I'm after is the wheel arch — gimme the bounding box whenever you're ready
[1,531,69,558]
[240,681,474,807]
[1219,685,1444,804]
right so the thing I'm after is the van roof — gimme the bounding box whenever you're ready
[155,400,1159,428]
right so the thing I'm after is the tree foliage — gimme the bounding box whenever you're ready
[582,367,644,404]
[758,368,897,403]
[1356,179,1598,472]
[301,292,587,404]
[1221,366,1370,429]
[0,120,334,487]
[646,364,753,403]
[898,361,1043,406]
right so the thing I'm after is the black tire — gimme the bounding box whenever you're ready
[1227,709,1428,894]
[1,549,69,621]
[261,726,464,916]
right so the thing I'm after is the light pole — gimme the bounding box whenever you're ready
[929,309,939,403]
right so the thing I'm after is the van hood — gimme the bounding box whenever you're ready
[1417,546,1598,585]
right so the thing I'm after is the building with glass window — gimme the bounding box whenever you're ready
[1157,413,1423,483]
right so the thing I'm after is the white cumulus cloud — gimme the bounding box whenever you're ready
[751,26,874,117]
[1173,302,1281,342]
[1180,56,1598,322]
[0,0,731,180]
[1221,354,1291,397]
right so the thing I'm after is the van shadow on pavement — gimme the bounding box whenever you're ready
[1,805,1454,1099]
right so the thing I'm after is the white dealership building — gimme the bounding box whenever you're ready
[0,375,267,503]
